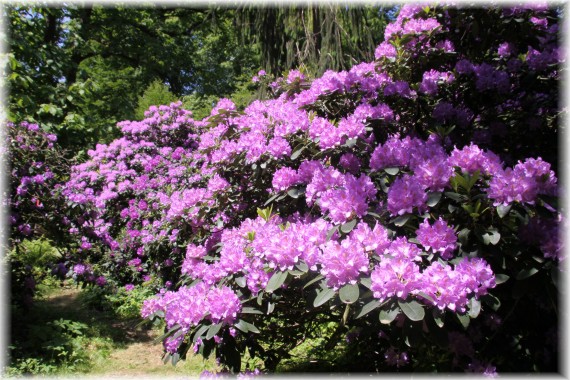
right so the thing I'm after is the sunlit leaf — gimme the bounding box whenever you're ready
[265,271,288,292]
[398,300,425,321]
[339,283,359,304]
[313,287,335,307]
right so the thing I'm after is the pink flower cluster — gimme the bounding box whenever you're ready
[141,282,242,333]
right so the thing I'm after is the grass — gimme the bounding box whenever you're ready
[5,280,218,377]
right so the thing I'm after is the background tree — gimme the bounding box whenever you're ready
[6,4,258,158]
[234,4,392,77]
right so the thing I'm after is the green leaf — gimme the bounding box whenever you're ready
[263,192,282,206]
[398,300,425,321]
[482,230,501,245]
[445,192,467,202]
[171,352,180,366]
[290,145,306,160]
[417,291,435,305]
[265,271,288,293]
[457,228,470,245]
[468,298,481,319]
[235,276,247,288]
[427,192,442,207]
[379,304,400,324]
[206,323,222,340]
[456,313,470,329]
[296,261,309,273]
[432,308,445,328]
[496,204,512,218]
[343,138,357,148]
[384,167,400,175]
[340,219,357,234]
[516,267,539,280]
[243,321,259,333]
[193,324,210,342]
[392,214,410,227]
[241,307,263,315]
[287,188,301,198]
[339,283,359,304]
[356,300,381,319]
[303,274,325,289]
[367,211,382,219]
[481,294,501,311]
[313,287,336,307]
[234,319,259,334]
[495,274,509,284]
[360,277,372,289]
[326,225,339,241]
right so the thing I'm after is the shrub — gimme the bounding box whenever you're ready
[63,4,562,375]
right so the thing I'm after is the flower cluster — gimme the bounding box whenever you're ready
[57,3,562,374]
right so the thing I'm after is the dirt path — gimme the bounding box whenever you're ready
[41,286,217,377]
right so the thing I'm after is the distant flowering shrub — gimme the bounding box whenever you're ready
[61,3,562,375]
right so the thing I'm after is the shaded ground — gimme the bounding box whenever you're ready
[24,285,217,377]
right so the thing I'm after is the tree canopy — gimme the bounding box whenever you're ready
[6,4,393,158]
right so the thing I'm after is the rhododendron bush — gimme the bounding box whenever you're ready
[7,122,77,307]
[62,4,563,374]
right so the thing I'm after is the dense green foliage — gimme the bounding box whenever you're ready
[6,5,258,157]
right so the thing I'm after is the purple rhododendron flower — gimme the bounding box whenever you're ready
[416,218,457,259]
[319,238,369,289]
[370,257,421,302]
[387,175,427,216]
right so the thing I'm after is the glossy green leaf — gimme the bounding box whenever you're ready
[287,188,301,198]
[296,261,309,273]
[206,323,222,340]
[326,225,340,241]
[445,192,467,202]
[235,276,247,288]
[313,287,336,307]
[468,298,481,319]
[265,271,288,292]
[241,307,263,315]
[456,313,470,329]
[482,230,501,245]
[356,300,381,319]
[398,300,425,321]
[417,291,435,304]
[360,277,372,289]
[339,283,359,304]
[340,219,357,234]
[426,192,442,207]
[193,324,210,342]
[264,192,282,206]
[496,204,512,218]
[303,274,325,289]
[495,274,509,284]
[171,352,180,366]
[481,293,501,311]
[235,319,259,334]
[516,267,539,280]
[384,167,400,175]
[432,308,445,328]
[290,146,306,160]
[379,304,400,324]
[343,138,357,148]
[392,214,410,227]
